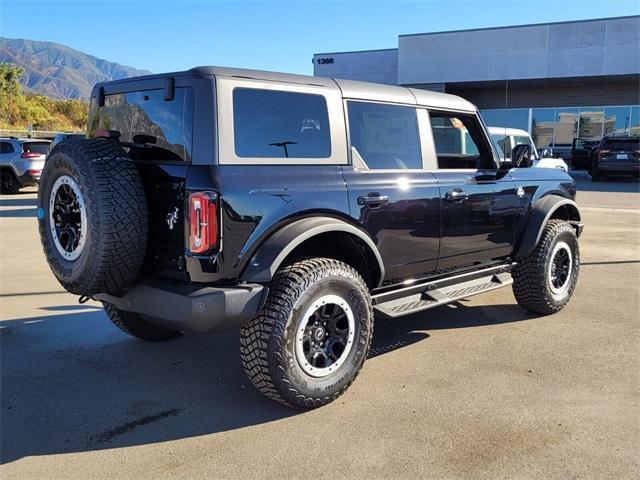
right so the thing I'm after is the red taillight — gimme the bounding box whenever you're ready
[189,192,218,254]
[598,149,611,157]
[26,169,41,176]
[21,152,41,158]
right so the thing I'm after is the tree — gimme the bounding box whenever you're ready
[0,63,27,125]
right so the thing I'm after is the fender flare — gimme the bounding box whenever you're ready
[515,196,582,259]
[240,216,385,287]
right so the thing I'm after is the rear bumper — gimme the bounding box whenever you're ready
[96,282,266,333]
[597,162,640,174]
[17,171,40,186]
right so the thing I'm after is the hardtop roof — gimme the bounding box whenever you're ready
[94,66,476,112]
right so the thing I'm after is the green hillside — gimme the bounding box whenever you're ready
[0,63,88,132]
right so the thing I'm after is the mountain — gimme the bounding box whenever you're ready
[0,37,151,99]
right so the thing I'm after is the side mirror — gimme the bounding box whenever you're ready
[511,144,533,168]
[540,148,552,158]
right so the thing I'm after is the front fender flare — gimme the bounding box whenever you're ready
[515,196,582,259]
[240,216,385,287]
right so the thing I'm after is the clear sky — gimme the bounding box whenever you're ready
[1,0,638,75]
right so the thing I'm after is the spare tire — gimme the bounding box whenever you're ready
[37,139,148,296]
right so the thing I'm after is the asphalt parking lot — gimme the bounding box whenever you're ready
[1,173,639,479]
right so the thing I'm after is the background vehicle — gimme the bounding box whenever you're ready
[590,136,640,181]
[38,67,583,410]
[48,133,85,153]
[1,137,51,194]
[541,143,573,163]
[571,138,597,170]
[488,127,568,172]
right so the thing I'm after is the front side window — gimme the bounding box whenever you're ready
[429,113,493,169]
[233,88,331,158]
[347,101,422,170]
[88,87,194,162]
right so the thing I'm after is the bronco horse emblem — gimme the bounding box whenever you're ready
[165,206,179,230]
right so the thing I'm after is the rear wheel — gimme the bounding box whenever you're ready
[512,220,579,315]
[591,167,603,182]
[240,258,373,409]
[1,170,20,194]
[103,303,182,341]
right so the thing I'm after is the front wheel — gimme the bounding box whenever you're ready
[240,258,373,409]
[512,220,579,315]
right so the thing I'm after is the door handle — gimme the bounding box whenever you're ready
[358,193,389,206]
[445,189,469,202]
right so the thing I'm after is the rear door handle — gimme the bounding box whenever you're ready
[444,189,469,202]
[358,193,389,206]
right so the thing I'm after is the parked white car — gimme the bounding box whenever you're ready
[488,127,568,172]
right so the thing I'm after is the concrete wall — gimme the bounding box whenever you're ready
[312,49,398,85]
[397,16,640,85]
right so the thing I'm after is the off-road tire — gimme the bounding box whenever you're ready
[38,139,147,296]
[240,258,373,410]
[1,169,20,194]
[103,303,182,341]
[513,220,579,315]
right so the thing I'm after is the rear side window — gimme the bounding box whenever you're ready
[0,142,14,154]
[22,142,49,154]
[88,87,194,162]
[233,88,331,158]
[347,101,422,170]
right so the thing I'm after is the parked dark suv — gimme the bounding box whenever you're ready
[590,136,640,181]
[38,67,583,409]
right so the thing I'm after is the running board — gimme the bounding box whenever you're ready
[373,272,513,318]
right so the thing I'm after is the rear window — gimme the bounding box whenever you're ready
[88,87,194,162]
[233,88,331,158]
[602,137,639,150]
[22,142,49,154]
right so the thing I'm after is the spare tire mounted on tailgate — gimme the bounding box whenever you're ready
[37,139,148,296]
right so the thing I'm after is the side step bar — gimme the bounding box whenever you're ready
[373,265,514,318]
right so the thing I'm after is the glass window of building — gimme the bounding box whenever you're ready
[553,108,579,147]
[481,109,528,131]
[604,106,632,137]
[630,106,640,136]
[531,108,555,149]
[578,107,604,140]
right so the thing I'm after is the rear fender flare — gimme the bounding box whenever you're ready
[515,196,582,258]
[240,216,385,287]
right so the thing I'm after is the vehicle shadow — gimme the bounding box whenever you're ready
[0,300,534,463]
[572,172,640,194]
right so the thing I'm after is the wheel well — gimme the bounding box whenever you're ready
[549,203,581,222]
[284,231,381,289]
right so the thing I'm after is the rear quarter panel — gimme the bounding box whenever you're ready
[186,164,351,283]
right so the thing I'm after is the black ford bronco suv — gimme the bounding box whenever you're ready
[38,67,583,409]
